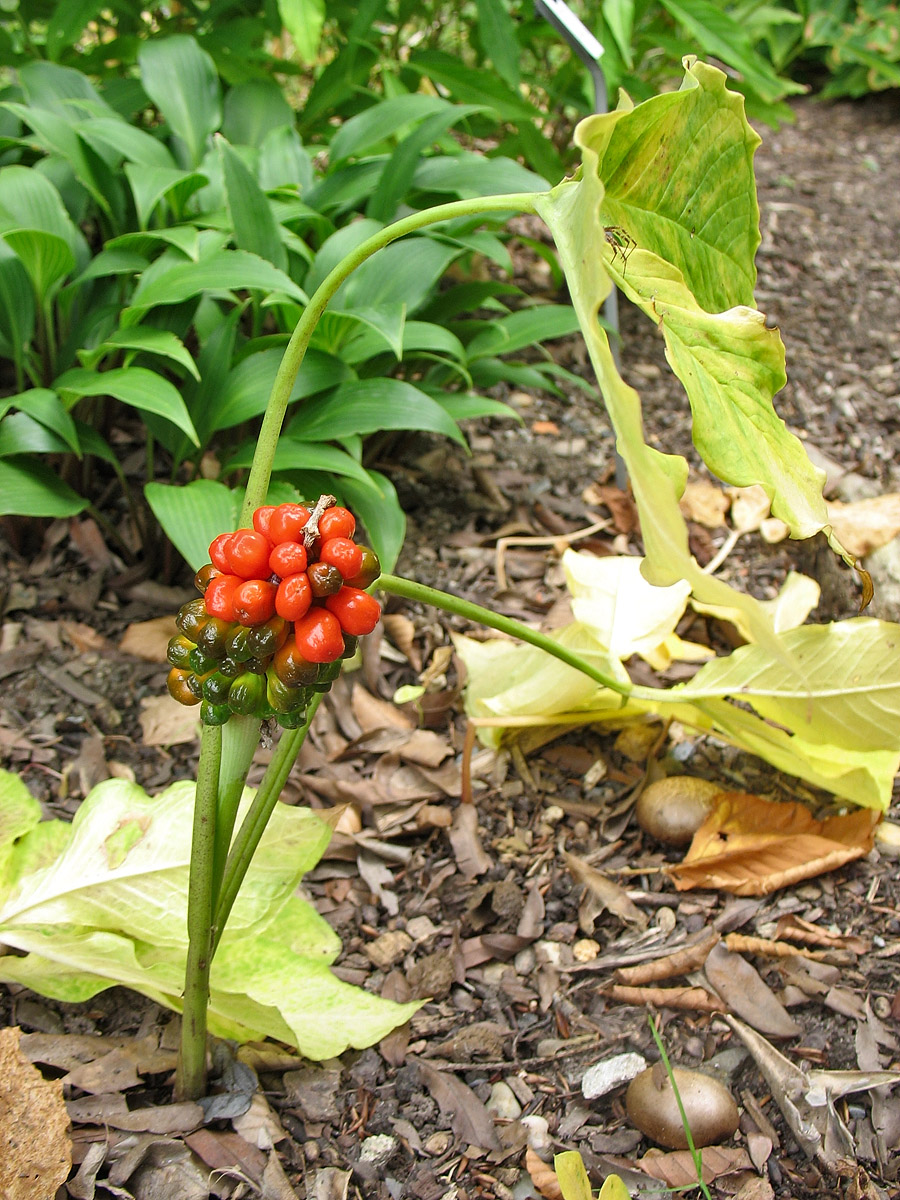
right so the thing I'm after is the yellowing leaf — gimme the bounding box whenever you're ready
[669,792,879,895]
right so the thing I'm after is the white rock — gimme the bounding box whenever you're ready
[520,1114,552,1157]
[486,1080,522,1120]
[360,1134,398,1166]
[582,1052,648,1100]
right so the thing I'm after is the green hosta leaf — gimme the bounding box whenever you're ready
[465,304,581,360]
[219,136,288,271]
[1,230,74,303]
[146,479,240,571]
[0,457,88,517]
[221,80,294,149]
[342,319,466,367]
[0,778,419,1056]
[54,367,199,445]
[334,238,460,315]
[79,328,200,380]
[8,388,79,453]
[408,49,539,122]
[125,248,305,320]
[334,468,405,572]
[138,36,222,168]
[412,152,550,196]
[45,0,107,63]
[0,413,71,457]
[329,95,450,164]
[124,163,208,229]
[277,0,326,63]
[208,347,353,433]
[433,393,520,423]
[227,438,374,487]
[287,378,466,445]
[78,116,175,169]
[329,305,405,360]
[0,166,85,262]
[0,242,34,373]
[108,227,201,261]
[258,125,314,193]
[474,0,521,88]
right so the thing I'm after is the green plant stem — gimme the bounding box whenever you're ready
[211,715,261,906]
[648,1017,714,1200]
[237,192,540,526]
[212,694,323,955]
[176,722,222,1101]
[376,573,633,698]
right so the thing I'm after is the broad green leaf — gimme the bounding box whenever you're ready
[413,152,550,196]
[258,125,314,193]
[80,328,200,380]
[138,36,222,168]
[329,95,450,164]
[408,49,539,122]
[146,479,239,571]
[221,79,294,149]
[0,241,34,374]
[125,248,305,319]
[474,0,521,88]
[334,238,461,315]
[124,163,208,229]
[465,304,581,360]
[286,378,466,445]
[434,394,519,423]
[604,0,635,67]
[277,0,326,63]
[0,229,74,303]
[208,347,353,433]
[0,413,72,457]
[219,136,288,270]
[9,388,79,453]
[0,457,88,517]
[71,247,149,285]
[328,305,406,360]
[303,218,384,297]
[0,165,84,259]
[107,227,201,261]
[367,104,487,223]
[342,319,466,367]
[54,367,199,445]
[228,438,374,487]
[334,468,406,571]
[78,116,175,169]
[0,769,40,852]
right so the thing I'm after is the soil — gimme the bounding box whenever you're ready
[1,93,899,1200]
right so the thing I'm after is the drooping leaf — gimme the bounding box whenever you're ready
[0,241,34,373]
[79,327,200,380]
[8,388,79,453]
[207,347,353,433]
[123,163,208,229]
[0,457,88,517]
[221,79,294,149]
[329,94,451,164]
[474,0,521,88]
[219,136,288,271]
[54,367,199,445]
[465,304,581,360]
[285,378,466,444]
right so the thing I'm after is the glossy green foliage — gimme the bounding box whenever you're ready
[0,36,572,568]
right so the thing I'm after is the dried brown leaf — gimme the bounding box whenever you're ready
[60,619,111,653]
[417,1061,500,1151]
[773,914,869,954]
[636,1145,752,1186]
[614,928,720,985]
[604,984,726,1012]
[381,613,421,670]
[525,1145,563,1200]
[703,942,802,1037]
[449,803,492,879]
[565,853,648,927]
[0,1027,71,1200]
[669,793,878,896]
[138,695,200,747]
[351,682,414,732]
[120,616,179,662]
[826,493,900,557]
[679,479,731,528]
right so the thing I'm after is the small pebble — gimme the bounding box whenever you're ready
[582,1052,648,1100]
[873,995,891,1019]
[543,804,565,825]
[520,1114,552,1157]
[654,906,676,933]
[487,1080,523,1120]
[365,931,412,969]
[360,1134,397,1167]
[573,820,590,839]
[423,1131,453,1157]
[514,947,536,976]
[572,938,600,963]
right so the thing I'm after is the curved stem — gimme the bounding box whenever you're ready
[212,694,323,955]
[176,722,222,1100]
[238,192,540,526]
[376,573,632,698]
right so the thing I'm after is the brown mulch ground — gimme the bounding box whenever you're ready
[1,93,899,1200]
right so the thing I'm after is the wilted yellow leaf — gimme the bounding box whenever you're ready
[669,793,879,896]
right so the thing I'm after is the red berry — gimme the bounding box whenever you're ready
[252,505,277,537]
[225,529,271,579]
[268,503,312,544]
[319,537,363,580]
[325,586,381,636]
[269,540,308,578]
[318,505,355,540]
[209,532,234,573]
[294,608,345,663]
[275,573,313,621]
[234,579,277,626]
[205,574,241,620]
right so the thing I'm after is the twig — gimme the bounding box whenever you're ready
[495,518,610,591]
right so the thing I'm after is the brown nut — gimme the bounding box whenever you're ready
[634,776,723,846]
[626,1063,739,1149]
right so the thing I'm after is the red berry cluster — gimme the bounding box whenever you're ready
[167,499,381,727]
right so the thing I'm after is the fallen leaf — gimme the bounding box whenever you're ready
[636,1145,752,1186]
[774,914,869,954]
[0,1027,71,1200]
[565,853,647,927]
[120,617,179,662]
[669,793,879,896]
[448,803,492,879]
[417,1060,500,1151]
[680,479,730,528]
[380,613,420,670]
[232,1094,286,1150]
[138,694,200,746]
[526,1145,563,1200]
[61,620,111,653]
[703,942,802,1037]
[351,682,414,732]
[728,485,771,533]
[63,1046,142,1094]
[826,493,900,557]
